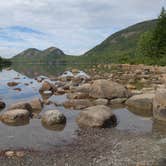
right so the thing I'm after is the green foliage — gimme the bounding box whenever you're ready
[137,7,166,62]
[83,19,157,64]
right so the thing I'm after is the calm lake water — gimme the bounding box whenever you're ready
[0,64,165,151]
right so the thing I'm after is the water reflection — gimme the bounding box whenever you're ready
[41,121,66,131]
[12,63,92,78]
[127,106,153,117]
[1,119,30,127]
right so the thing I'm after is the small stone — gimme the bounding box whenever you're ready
[16,151,25,158]
[5,151,15,157]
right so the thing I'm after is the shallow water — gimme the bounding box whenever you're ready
[0,64,165,151]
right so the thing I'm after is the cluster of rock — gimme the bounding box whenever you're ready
[0,98,66,130]
[2,65,166,130]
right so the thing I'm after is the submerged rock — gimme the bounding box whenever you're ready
[7,82,20,87]
[126,93,154,112]
[153,89,166,122]
[42,110,66,126]
[89,79,131,99]
[1,109,30,125]
[76,105,116,128]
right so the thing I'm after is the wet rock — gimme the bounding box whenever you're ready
[63,99,93,110]
[93,99,108,105]
[39,81,57,92]
[8,98,43,113]
[13,88,21,92]
[75,83,91,94]
[73,71,91,83]
[76,105,116,128]
[153,89,166,122]
[0,101,6,109]
[89,79,131,99]
[35,75,48,82]
[1,109,30,124]
[24,83,29,86]
[126,93,154,112]
[67,92,90,99]
[56,88,66,95]
[7,82,19,87]
[110,98,127,105]
[29,98,43,112]
[59,71,74,81]
[42,110,66,126]
[8,102,33,113]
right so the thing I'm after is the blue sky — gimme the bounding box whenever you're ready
[0,0,165,58]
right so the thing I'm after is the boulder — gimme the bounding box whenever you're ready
[0,101,6,109]
[89,79,131,99]
[29,98,43,112]
[1,109,30,124]
[76,105,116,128]
[39,81,57,92]
[126,93,154,112]
[8,98,43,113]
[75,83,91,94]
[93,99,108,105]
[42,110,66,126]
[153,89,166,122]
[110,98,127,105]
[8,101,33,112]
[67,92,89,100]
[59,71,74,81]
[63,99,93,110]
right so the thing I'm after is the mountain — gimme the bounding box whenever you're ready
[12,47,68,63]
[12,19,158,64]
[83,19,157,63]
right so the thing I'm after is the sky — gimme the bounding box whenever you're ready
[0,0,165,58]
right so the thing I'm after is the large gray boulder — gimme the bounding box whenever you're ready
[1,109,30,124]
[42,110,66,126]
[76,105,116,128]
[89,79,130,99]
[126,93,154,112]
[153,89,166,122]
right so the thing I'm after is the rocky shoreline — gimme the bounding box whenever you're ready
[0,64,166,165]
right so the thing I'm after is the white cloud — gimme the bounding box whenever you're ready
[0,0,165,58]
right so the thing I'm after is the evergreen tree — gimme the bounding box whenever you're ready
[153,7,166,56]
[137,7,166,58]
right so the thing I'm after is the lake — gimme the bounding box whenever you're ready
[0,64,165,157]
